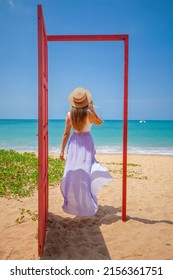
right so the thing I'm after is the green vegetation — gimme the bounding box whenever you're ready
[48,155,65,184]
[105,161,147,180]
[0,149,65,198]
[15,208,38,224]
[105,162,141,167]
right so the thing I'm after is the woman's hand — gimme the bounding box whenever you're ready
[60,151,65,161]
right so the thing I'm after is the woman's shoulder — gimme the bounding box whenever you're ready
[65,112,71,123]
[66,112,71,121]
[65,113,72,128]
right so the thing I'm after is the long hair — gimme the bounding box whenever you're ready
[70,106,88,131]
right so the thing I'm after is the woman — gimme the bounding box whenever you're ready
[60,87,112,216]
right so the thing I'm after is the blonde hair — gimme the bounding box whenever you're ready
[70,106,88,131]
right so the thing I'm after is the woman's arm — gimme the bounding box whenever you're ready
[60,114,71,160]
[88,101,103,126]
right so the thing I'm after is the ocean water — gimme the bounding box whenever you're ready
[0,119,173,155]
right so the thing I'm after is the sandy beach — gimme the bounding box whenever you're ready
[0,153,173,260]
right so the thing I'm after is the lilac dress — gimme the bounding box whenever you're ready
[60,113,112,216]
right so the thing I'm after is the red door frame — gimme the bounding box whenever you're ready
[38,5,48,257]
[38,4,128,256]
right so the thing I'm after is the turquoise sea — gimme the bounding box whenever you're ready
[0,119,173,155]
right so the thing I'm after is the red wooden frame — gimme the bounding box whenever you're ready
[38,5,48,257]
[38,4,128,256]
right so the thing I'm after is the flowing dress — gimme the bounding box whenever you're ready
[60,113,112,216]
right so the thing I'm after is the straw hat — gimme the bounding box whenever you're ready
[69,87,92,108]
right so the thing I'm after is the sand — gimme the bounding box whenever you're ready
[0,153,173,260]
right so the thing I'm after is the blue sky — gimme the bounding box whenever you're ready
[0,0,173,120]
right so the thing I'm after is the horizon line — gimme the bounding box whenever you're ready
[0,118,173,121]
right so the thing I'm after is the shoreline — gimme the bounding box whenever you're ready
[2,149,173,156]
[49,152,173,158]
[7,150,173,158]
[0,153,173,260]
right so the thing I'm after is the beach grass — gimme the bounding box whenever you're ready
[103,161,147,180]
[15,208,38,224]
[0,149,65,198]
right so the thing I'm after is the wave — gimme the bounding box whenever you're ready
[1,144,173,155]
[95,145,173,155]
